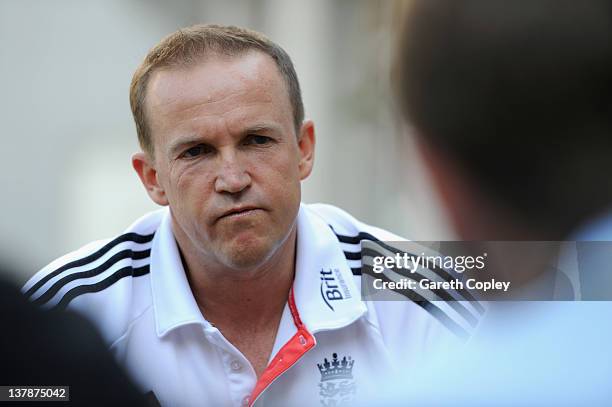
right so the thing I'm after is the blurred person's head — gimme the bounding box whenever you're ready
[130,24,315,273]
[397,0,612,240]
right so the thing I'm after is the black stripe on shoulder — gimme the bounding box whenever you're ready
[52,264,150,311]
[420,301,470,340]
[333,230,381,245]
[335,229,485,317]
[361,246,482,309]
[376,273,470,339]
[329,226,382,276]
[343,251,361,261]
[32,249,151,306]
[332,227,476,335]
[26,232,155,299]
[339,237,484,312]
[377,268,479,326]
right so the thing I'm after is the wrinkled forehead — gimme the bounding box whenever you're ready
[144,51,293,134]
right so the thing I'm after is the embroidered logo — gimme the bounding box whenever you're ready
[320,268,352,311]
[317,353,356,406]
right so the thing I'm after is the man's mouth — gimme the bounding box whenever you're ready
[217,206,262,222]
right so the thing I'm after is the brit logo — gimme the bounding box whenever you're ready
[320,268,352,311]
[317,353,356,406]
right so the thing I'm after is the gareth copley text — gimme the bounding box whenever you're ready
[370,252,512,293]
[372,277,511,293]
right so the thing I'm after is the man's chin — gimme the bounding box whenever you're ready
[212,225,295,272]
[219,240,277,272]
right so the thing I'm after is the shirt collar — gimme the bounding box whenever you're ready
[150,204,367,338]
[293,204,367,333]
[150,208,209,337]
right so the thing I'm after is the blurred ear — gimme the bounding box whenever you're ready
[297,120,315,180]
[132,152,168,206]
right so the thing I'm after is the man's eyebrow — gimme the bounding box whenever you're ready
[243,123,282,134]
[167,136,205,157]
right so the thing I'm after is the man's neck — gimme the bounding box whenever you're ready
[179,227,297,331]
[177,227,297,377]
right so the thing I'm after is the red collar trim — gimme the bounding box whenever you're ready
[248,287,316,405]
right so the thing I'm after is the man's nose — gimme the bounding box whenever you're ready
[214,151,251,194]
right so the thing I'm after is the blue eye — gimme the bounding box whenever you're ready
[245,135,271,145]
[182,145,211,158]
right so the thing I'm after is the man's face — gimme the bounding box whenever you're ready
[138,51,314,271]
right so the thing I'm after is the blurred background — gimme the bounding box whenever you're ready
[0,0,454,284]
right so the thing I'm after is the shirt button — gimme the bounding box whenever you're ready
[242,395,250,406]
[230,360,242,371]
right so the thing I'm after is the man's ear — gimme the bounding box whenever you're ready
[132,152,169,206]
[297,120,315,181]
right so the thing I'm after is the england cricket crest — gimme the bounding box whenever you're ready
[317,353,356,406]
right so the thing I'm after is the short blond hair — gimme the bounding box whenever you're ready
[129,24,304,154]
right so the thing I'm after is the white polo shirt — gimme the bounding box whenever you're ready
[24,204,470,407]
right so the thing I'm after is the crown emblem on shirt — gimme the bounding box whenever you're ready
[317,353,354,382]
